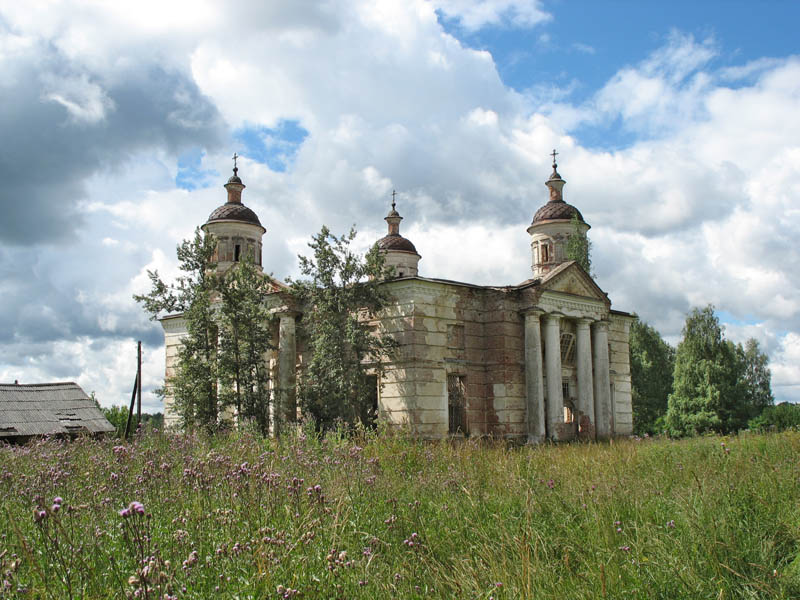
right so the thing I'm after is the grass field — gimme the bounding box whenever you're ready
[1,427,798,599]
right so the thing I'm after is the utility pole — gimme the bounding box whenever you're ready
[137,341,142,427]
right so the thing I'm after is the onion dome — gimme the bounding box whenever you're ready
[207,202,262,226]
[205,154,263,228]
[376,192,418,253]
[530,151,587,226]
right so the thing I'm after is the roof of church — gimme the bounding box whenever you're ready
[531,154,587,225]
[205,161,263,227]
[206,202,262,226]
[377,192,419,254]
[532,200,585,224]
[376,233,418,253]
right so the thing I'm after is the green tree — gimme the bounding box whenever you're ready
[629,317,675,435]
[739,338,773,416]
[135,229,275,433]
[101,405,129,437]
[290,226,396,430]
[749,402,800,431]
[665,305,766,436]
[566,213,591,273]
[216,255,275,435]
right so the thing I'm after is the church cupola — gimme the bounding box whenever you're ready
[376,190,421,278]
[202,154,266,272]
[527,150,590,278]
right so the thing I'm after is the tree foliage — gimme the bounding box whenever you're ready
[216,256,275,434]
[134,229,274,434]
[566,213,591,273]
[739,338,774,416]
[101,406,164,437]
[629,317,675,435]
[665,305,773,436]
[290,226,396,430]
[749,402,800,432]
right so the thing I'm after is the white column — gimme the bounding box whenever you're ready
[523,310,545,443]
[592,320,612,439]
[276,312,297,435]
[544,313,564,441]
[576,318,595,439]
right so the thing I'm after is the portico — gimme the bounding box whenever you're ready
[522,286,613,441]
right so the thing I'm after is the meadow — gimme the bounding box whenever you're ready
[1,428,798,599]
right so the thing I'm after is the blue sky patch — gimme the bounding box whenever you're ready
[234,120,309,173]
[437,1,799,152]
[176,148,217,191]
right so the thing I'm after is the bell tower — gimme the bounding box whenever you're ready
[527,150,590,278]
[202,154,266,273]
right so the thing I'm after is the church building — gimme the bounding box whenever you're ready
[160,155,634,442]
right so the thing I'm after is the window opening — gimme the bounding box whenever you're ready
[234,244,241,262]
[560,333,576,365]
[562,378,574,423]
[362,374,378,428]
[541,243,549,262]
[447,374,467,434]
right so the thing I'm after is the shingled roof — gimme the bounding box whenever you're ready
[0,382,115,440]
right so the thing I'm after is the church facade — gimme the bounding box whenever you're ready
[161,157,634,442]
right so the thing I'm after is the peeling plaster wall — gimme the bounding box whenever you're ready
[609,313,634,435]
[376,279,528,439]
[161,315,187,430]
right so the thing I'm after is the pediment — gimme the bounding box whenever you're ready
[539,261,608,303]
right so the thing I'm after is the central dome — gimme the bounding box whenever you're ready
[206,202,262,226]
[532,200,585,224]
[376,233,417,253]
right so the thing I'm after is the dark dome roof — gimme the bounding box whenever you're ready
[206,203,262,226]
[532,200,585,224]
[227,174,243,185]
[377,233,417,253]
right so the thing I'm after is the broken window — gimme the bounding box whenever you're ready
[541,243,549,263]
[447,374,467,435]
[362,374,379,428]
[560,333,576,365]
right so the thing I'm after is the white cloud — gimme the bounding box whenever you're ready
[1,1,799,407]
[41,72,114,123]
[771,333,800,404]
[433,0,551,30]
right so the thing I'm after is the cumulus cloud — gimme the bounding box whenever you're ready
[1,1,798,408]
[433,0,551,31]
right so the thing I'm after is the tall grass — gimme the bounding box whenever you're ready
[1,428,798,598]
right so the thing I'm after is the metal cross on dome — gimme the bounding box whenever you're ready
[391,189,397,210]
[550,148,558,166]
[232,152,239,172]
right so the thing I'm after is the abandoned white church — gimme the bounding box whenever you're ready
[161,154,634,442]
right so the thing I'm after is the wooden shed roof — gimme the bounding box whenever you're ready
[0,382,115,439]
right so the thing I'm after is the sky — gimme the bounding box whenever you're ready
[1,0,799,412]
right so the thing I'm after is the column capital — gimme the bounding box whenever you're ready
[521,307,545,319]
[544,312,563,324]
[576,317,594,328]
[591,319,609,332]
